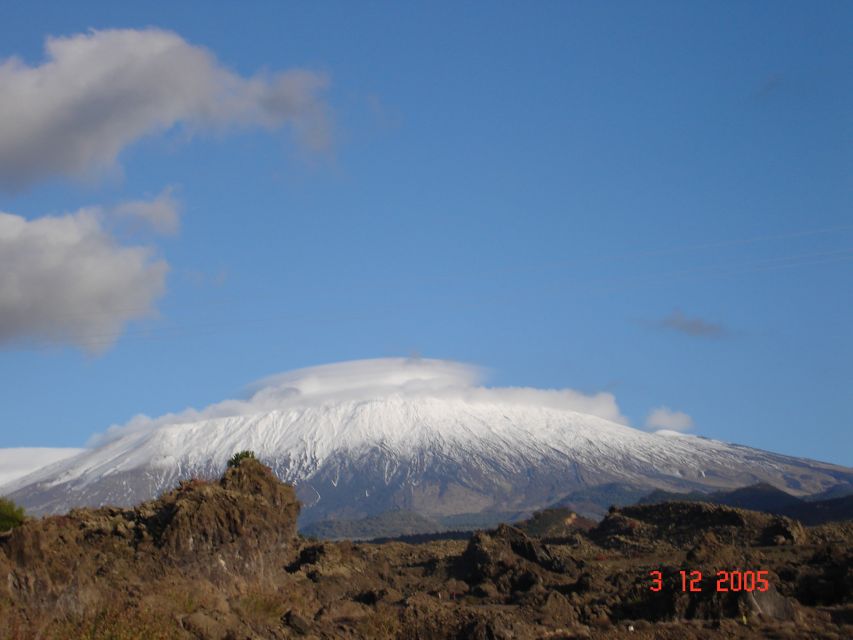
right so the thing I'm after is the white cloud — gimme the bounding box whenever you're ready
[112,187,181,235]
[0,448,86,488]
[645,406,694,432]
[0,207,168,352]
[0,28,331,190]
[91,358,630,445]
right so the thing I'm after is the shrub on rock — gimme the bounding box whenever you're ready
[0,497,25,532]
[227,450,257,468]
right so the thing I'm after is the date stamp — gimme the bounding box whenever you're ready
[649,570,770,593]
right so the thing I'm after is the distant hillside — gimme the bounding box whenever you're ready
[513,507,596,539]
[365,530,474,545]
[438,511,525,531]
[637,482,853,525]
[301,510,446,540]
[640,488,708,505]
[302,510,530,540]
[548,482,655,520]
[783,495,853,525]
[302,507,600,542]
[641,483,802,511]
[804,483,853,502]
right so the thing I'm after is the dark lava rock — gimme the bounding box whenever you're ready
[457,524,566,584]
[287,542,328,572]
[795,545,853,605]
[183,611,230,640]
[459,618,514,640]
[141,457,300,560]
[282,609,312,634]
[593,501,812,551]
[760,516,807,546]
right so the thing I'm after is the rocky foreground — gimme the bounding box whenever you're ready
[1,459,851,639]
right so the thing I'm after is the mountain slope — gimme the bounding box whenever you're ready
[637,483,853,525]
[0,448,85,486]
[4,359,851,526]
[548,482,655,520]
[301,510,446,540]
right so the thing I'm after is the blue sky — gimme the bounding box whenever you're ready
[1,1,851,465]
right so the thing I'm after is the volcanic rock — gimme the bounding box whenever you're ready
[1,459,851,639]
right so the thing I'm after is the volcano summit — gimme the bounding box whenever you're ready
[3,358,851,529]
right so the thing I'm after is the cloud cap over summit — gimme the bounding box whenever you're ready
[93,358,629,446]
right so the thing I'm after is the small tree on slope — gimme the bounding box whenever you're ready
[227,450,257,468]
[0,497,25,532]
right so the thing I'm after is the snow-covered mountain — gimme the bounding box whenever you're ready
[0,448,85,486]
[4,358,851,524]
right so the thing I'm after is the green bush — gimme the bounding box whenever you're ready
[0,497,25,532]
[227,450,257,468]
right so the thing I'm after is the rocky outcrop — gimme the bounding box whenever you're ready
[138,459,299,563]
[590,502,809,550]
[457,524,571,586]
[0,458,301,621]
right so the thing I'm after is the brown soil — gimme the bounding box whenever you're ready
[1,460,850,639]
